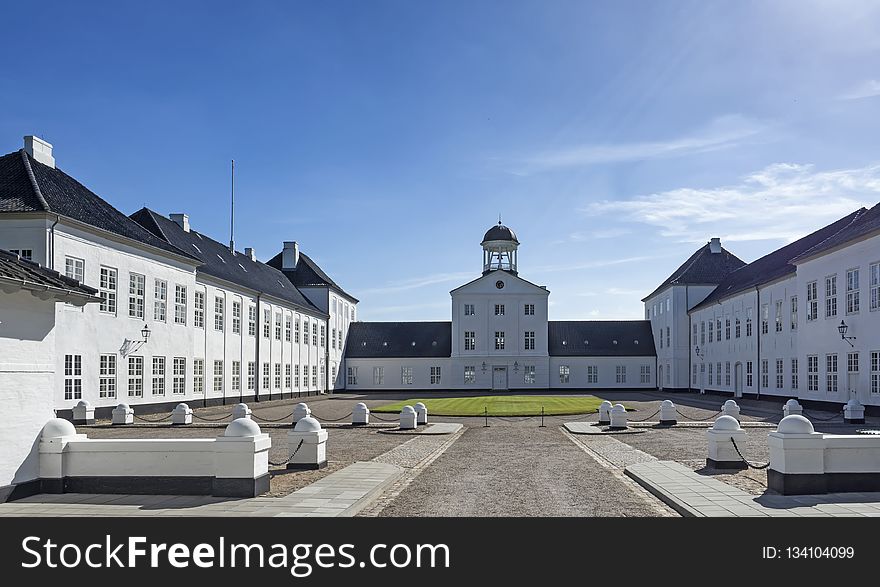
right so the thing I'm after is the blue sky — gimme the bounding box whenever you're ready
[3,1,880,320]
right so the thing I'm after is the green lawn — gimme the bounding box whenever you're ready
[371,395,605,417]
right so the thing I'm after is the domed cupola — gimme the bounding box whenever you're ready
[481,219,519,275]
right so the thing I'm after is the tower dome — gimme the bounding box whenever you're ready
[481,220,519,275]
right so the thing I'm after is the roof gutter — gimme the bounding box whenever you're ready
[0,275,100,305]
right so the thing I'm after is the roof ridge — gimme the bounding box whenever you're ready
[19,149,50,211]
[793,206,869,261]
[141,208,172,243]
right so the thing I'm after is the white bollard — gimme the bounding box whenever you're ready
[72,400,95,425]
[38,419,86,493]
[414,402,428,425]
[783,399,803,418]
[111,403,133,425]
[609,403,627,430]
[232,403,252,420]
[286,416,328,470]
[767,415,825,495]
[171,403,193,425]
[215,418,272,497]
[844,399,865,424]
[706,415,748,469]
[292,402,311,424]
[659,400,677,426]
[721,399,740,420]
[352,402,370,426]
[598,400,613,425]
[399,405,417,430]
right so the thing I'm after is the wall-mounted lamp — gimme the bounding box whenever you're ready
[513,361,519,372]
[838,320,856,347]
[481,362,487,372]
[694,345,703,359]
[120,323,151,357]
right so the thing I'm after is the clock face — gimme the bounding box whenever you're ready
[495,280,504,289]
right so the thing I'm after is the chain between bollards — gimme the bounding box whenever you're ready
[250,411,296,423]
[133,412,174,423]
[730,437,771,470]
[268,439,304,467]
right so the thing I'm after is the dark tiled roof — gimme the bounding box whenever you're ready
[267,250,358,302]
[791,203,880,263]
[130,208,324,315]
[642,242,745,302]
[548,320,656,357]
[345,322,452,358]
[0,150,197,261]
[0,248,98,298]
[692,208,867,312]
[482,222,518,244]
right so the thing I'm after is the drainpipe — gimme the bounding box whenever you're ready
[255,292,262,402]
[202,284,208,408]
[48,214,60,269]
[687,285,691,392]
[755,286,761,400]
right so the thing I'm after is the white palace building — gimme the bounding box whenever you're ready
[1,134,880,424]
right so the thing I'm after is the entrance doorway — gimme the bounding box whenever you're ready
[734,362,743,398]
[492,367,508,391]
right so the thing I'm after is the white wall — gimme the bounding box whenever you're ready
[549,356,655,389]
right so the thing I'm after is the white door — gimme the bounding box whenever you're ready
[848,372,859,400]
[735,363,743,398]
[492,367,508,391]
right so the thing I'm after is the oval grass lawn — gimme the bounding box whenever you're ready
[370,395,604,417]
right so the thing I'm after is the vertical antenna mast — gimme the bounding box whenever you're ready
[229,159,235,252]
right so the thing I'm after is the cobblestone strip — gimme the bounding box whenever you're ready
[562,428,677,517]
[358,428,466,517]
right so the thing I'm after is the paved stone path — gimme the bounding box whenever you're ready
[626,460,880,517]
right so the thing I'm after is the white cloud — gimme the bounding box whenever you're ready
[511,114,766,174]
[358,271,474,295]
[586,162,880,244]
[838,79,880,100]
[360,302,449,319]
[531,254,667,274]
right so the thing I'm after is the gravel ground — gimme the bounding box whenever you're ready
[377,426,666,517]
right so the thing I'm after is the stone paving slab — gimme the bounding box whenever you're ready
[377,423,463,435]
[625,460,880,517]
[0,462,402,518]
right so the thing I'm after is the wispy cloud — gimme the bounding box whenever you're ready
[586,162,880,244]
[531,254,667,274]
[361,302,450,318]
[554,227,632,244]
[358,271,475,295]
[838,79,880,100]
[509,114,767,175]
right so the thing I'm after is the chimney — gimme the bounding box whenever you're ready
[282,241,299,270]
[24,135,55,168]
[709,237,722,254]
[170,213,190,232]
[245,247,256,261]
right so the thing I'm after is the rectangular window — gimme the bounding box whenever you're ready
[725,362,731,387]
[464,331,475,351]
[872,351,879,394]
[320,324,326,347]
[294,364,300,387]
[294,317,300,343]
[174,284,187,325]
[401,366,413,385]
[214,296,224,331]
[214,360,224,392]
[806,281,818,321]
[153,279,167,322]
[693,364,697,385]
[588,365,599,384]
[791,359,798,390]
[735,318,741,338]
[464,365,476,384]
[275,313,282,341]
[776,359,784,389]
[274,363,281,390]
[232,301,242,334]
[746,361,753,388]
[640,365,651,384]
[559,365,570,384]
[232,361,241,391]
[193,359,204,394]
[666,326,670,347]
[666,365,670,385]
[129,273,145,318]
[725,319,730,340]
[524,365,536,384]
[826,354,838,392]
[524,304,535,315]
[825,275,838,318]
[312,365,318,388]
[430,366,441,385]
[128,356,143,397]
[848,352,859,374]
[761,304,769,335]
[524,331,535,350]
[667,298,671,312]
[761,359,769,389]
[847,268,860,314]
[99,354,116,398]
[373,366,384,385]
[64,256,84,283]
[264,309,271,338]
[775,300,783,332]
[248,305,257,336]
[709,363,714,386]
[348,366,358,385]
[10,248,33,260]
[99,267,117,314]
[263,363,270,390]
[700,322,706,345]
[151,356,166,396]
[871,263,880,311]
[807,355,819,392]
[495,331,505,350]
[708,320,714,343]
[746,308,753,337]
[173,357,186,394]
[615,365,626,384]
[790,296,798,330]
[194,291,205,328]
[286,317,292,342]
[494,304,505,316]
[692,323,697,342]
[464,304,475,316]
[285,364,292,389]
[248,362,256,390]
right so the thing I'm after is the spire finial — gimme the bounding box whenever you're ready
[498,213,502,226]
